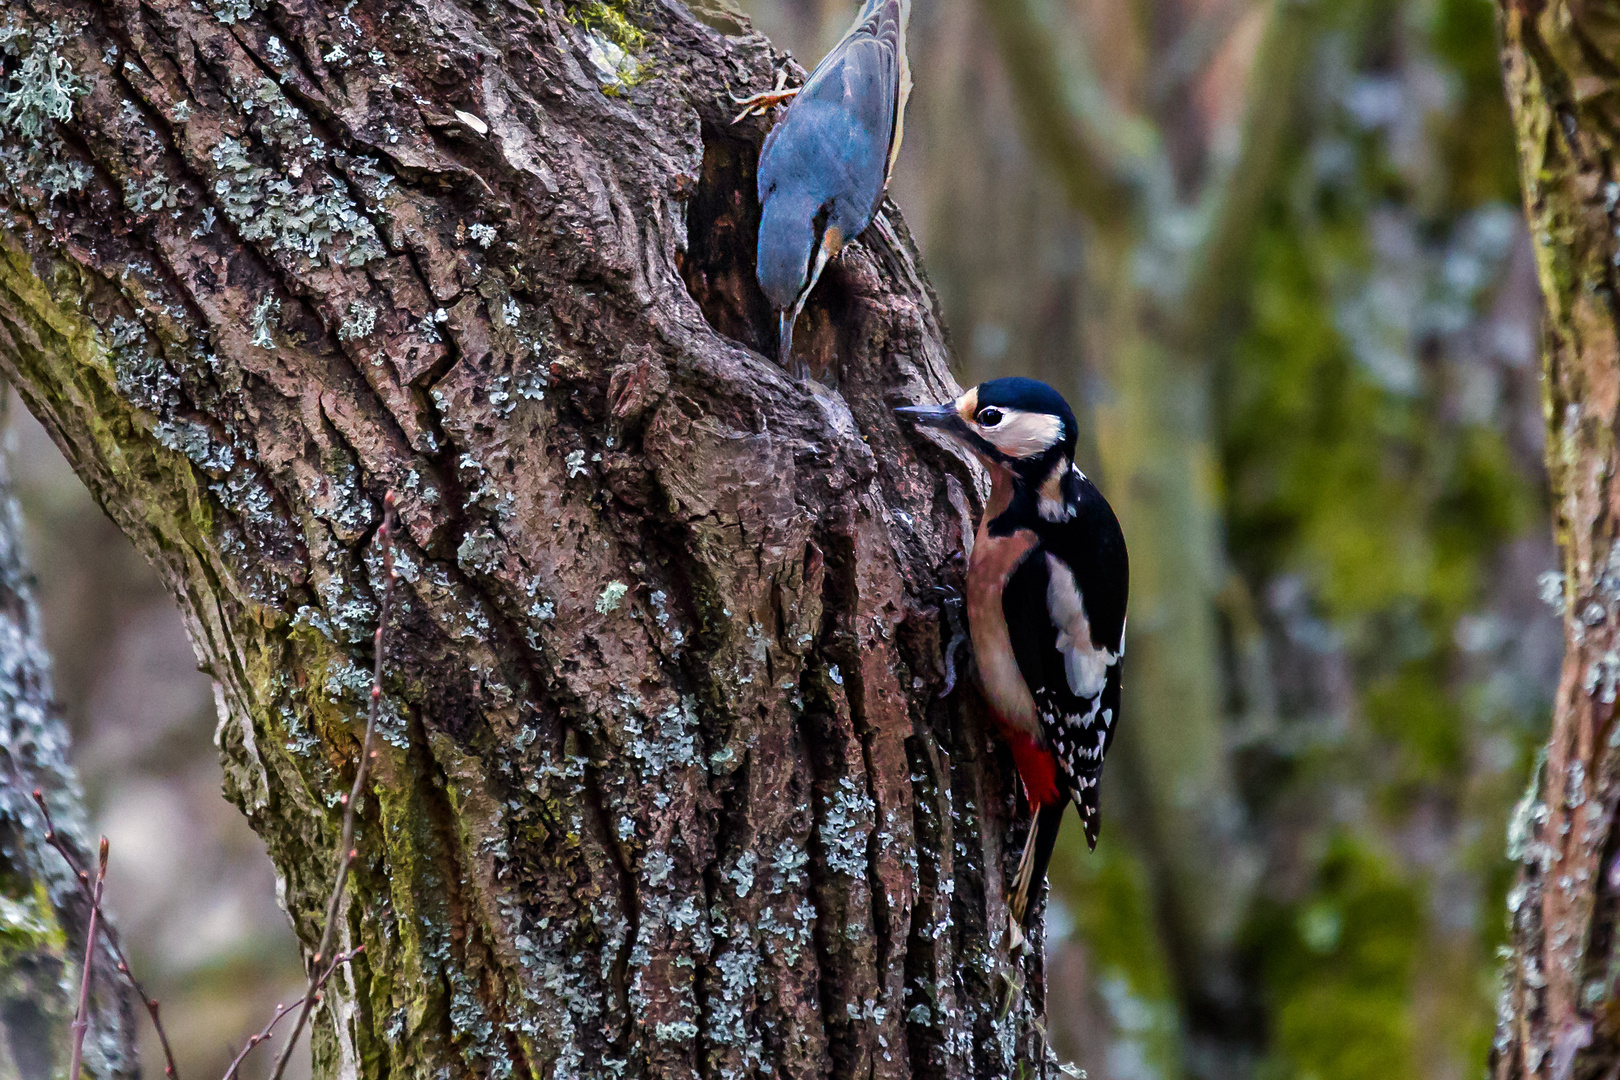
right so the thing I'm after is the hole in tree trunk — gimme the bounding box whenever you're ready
[679,121,863,384]
[680,122,777,357]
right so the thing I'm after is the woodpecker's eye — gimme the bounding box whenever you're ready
[977,407,1004,427]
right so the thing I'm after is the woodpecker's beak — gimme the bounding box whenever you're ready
[895,402,965,434]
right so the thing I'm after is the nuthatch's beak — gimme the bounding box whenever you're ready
[778,311,796,370]
[895,402,965,434]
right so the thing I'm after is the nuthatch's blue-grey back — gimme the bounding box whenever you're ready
[751,0,912,378]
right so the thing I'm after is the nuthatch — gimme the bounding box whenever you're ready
[898,378,1129,930]
[739,0,912,379]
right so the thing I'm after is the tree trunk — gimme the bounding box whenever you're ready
[0,396,137,1080]
[0,0,1053,1077]
[1494,2,1620,1076]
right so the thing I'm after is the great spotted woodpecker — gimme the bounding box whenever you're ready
[899,378,1128,927]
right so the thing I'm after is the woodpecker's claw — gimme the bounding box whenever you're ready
[730,71,799,123]
[933,583,968,697]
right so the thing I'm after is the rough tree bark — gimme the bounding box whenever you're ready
[0,400,137,1080]
[1494,2,1620,1077]
[0,0,1054,1078]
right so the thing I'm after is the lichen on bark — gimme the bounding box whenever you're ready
[1492,1,1620,1077]
[0,0,1053,1077]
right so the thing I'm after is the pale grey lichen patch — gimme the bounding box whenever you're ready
[338,300,378,341]
[123,172,185,217]
[706,943,765,1061]
[469,222,497,248]
[210,0,265,24]
[758,897,816,965]
[654,1020,698,1043]
[457,528,502,576]
[770,840,809,891]
[0,21,83,140]
[596,580,629,613]
[208,135,386,268]
[617,698,699,779]
[642,851,675,891]
[250,296,280,349]
[819,775,875,877]
[0,20,91,216]
[153,418,236,475]
[107,316,180,414]
[726,849,757,898]
[263,35,292,70]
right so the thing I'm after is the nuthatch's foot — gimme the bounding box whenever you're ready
[731,70,799,123]
[933,582,968,698]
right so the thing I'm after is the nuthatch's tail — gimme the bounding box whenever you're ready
[1009,800,1067,929]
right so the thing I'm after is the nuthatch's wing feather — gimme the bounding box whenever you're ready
[763,33,897,233]
[822,0,911,190]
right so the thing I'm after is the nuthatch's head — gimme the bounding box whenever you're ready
[897,377,1079,486]
[756,191,844,369]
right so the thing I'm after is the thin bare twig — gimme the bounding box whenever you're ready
[66,836,108,1080]
[269,492,400,1080]
[219,946,365,1080]
[32,789,180,1079]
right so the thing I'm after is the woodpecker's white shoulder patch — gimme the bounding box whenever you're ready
[1037,463,1083,522]
[1044,554,1120,699]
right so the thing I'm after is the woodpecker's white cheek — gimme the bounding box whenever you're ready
[983,410,1063,458]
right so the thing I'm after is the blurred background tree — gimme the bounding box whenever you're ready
[9,0,1552,1077]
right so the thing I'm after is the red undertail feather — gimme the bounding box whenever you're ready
[1006,732,1061,808]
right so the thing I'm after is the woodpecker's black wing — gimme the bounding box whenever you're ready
[1001,476,1128,849]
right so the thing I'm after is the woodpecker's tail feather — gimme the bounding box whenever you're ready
[1008,800,1067,929]
[1078,772,1102,851]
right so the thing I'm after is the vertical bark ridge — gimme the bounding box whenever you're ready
[1495,2,1620,1077]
